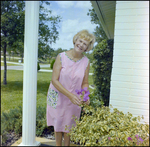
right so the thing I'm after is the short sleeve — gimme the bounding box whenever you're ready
[59,52,65,67]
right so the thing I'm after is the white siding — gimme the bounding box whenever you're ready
[109,1,149,124]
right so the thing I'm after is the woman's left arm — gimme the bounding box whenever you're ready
[81,61,90,89]
[81,61,90,105]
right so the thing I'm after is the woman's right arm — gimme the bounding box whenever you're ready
[51,54,81,106]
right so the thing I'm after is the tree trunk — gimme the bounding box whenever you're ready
[21,53,23,63]
[3,42,7,85]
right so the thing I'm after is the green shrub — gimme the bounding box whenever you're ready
[1,106,22,144]
[50,59,55,69]
[92,39,113,106]
[83,52,93,63]
[1,106,22,135]
[36,106,47,136]
[67,105,149,146]
[1,105,50,143]
[37,62,40,71]
[1,130,8,145]
[89,90,104,109]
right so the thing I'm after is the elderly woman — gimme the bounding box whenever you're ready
[46,30,95,146]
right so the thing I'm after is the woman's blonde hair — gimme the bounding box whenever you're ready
[73,30,96,52]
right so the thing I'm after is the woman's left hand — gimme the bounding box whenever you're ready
[84,99,90,105]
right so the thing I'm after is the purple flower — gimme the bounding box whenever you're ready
[83,87,88,91]
[108,137,111,140]
[75,87,90,102]
[83,88,90,95]
[84,90,90,96]
[127,137,132,141]
[75,89,82,95]
[84,91,90,97]
[83,87,90,94]
[139,137,144,143]
[135,134,139,138]
[83,95,89,101]
[83,88,90,101]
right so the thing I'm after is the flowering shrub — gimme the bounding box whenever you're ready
[75,87,90,107]
[127,135,144,145]
[67,105,149,146]
[75,87,90,119]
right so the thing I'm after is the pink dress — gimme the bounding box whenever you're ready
[46,51,89,133]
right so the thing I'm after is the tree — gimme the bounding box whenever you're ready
[51,48,67,58]
[1,1,62,85]
[1,1,25,85]
[87,8,108,43]
[87,4,114,106]
[38,1,61,60]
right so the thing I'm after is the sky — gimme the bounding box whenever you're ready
[44,1,98,51]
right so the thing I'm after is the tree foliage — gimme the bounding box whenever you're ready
[1,1,62,84]
[92,39,113,106]
[87,3,113,106]
[1,1,25,84]
[87,8,108,43]
[51,48,67,58]
[38,1,61,60]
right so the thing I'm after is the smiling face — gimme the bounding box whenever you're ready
[74,37,90,53]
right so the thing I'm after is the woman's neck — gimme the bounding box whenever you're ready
[71,49,83,59]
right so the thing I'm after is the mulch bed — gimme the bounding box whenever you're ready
[2,127,55,146]
[2,127,79,146]
[2,131,21,146]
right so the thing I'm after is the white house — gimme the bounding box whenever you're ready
[91,1,149,124]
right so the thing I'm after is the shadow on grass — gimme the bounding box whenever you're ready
[1,81,23,92]
[1,81,51,93]
[37,81,50,94]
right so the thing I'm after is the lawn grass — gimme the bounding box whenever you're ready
[89,65,93,73]
[1,70,94,114]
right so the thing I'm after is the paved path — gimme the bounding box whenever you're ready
[1,61,50,67]
[1,66,24,70]
[1,56,23,59]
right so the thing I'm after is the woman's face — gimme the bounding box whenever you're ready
[74,37,90,53]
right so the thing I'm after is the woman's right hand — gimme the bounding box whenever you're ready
[69,94,82,106]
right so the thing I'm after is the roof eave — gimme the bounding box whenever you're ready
[91,1,115,39]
